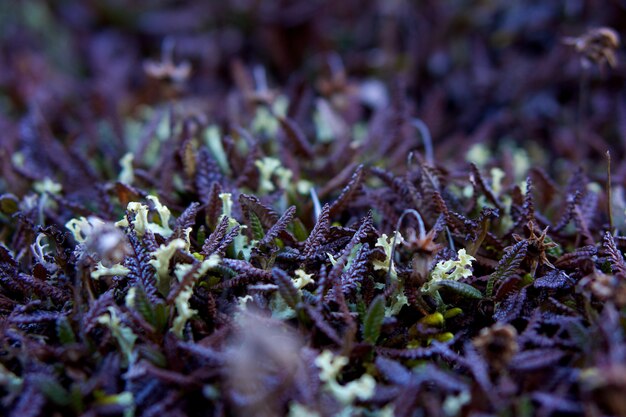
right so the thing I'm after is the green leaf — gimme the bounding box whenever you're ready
[272,268,300,309]
[249,211,265,241]
[436,280,483,299]
[36,376,70,406]
[56,316,76,345]
[154,304,170,333]
[291,218,309,242]
[363,295,385,344]
[133,285,156,326]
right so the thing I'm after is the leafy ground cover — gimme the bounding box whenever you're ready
[1,1,626,416]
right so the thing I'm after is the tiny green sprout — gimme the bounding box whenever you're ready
[118,152,135,185]
[275,165,293,191]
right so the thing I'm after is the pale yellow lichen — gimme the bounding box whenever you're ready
[172,286,197,338]
[424,248,475,293]
[91,262,130,280]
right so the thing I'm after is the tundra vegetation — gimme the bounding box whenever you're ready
[0,1,625,417]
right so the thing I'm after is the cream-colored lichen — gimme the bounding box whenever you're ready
[424,248,475,293]
[173,254,220,283]
[287,403,321,417]
[490,167,505,195]
[255,157,282,193]
[66,216,105,243]
[430,248,475,281]
[97,307,137,364]
[372,232,402,276]
[33,177,62,195]
[270,269,314,320]
[149,239,187,288]
[293,269,315,290]
[204,125,230,175]
[115,196,173,237]
[172,286,197,338]
[314,350,376,405]
[466,143,490,167]
[219,193,233,219]
[118,152,135,185]
[91,262,130,280]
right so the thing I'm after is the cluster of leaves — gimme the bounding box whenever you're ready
[1,1,626,417]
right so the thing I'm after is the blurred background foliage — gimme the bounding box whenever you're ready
[0,0,625,173]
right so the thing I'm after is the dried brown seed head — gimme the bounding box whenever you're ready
[473,323,519,372]
[564,27,621,69]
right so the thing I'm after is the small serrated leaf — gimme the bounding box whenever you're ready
[533,270,573,290]
[249,211,265,241]
[487,241,528,297]
[363,295,385,344]
[154,303,170,333]
[494,287,527,322]
[509,348,565,371]
[133,285,156,326]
